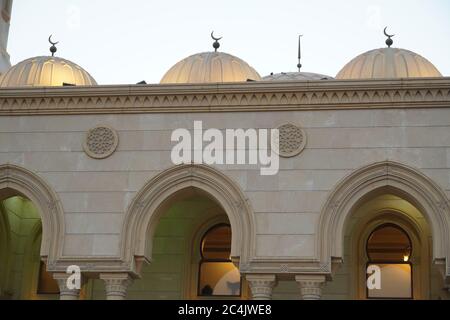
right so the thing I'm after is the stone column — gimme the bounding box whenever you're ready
[246,274,277,300]
[295,275,326,300]
[100,273,133,300]
[53,273,81,300]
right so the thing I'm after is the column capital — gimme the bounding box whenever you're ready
[53,272,82,300]
[295,274,326,300]
[100,273,134,300]
[246,274,277,300]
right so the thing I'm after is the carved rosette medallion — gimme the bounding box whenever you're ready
[273,123,307,157]
[83,125,119,159]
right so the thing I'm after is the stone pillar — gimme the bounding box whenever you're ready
[246,274,277,300]
[53,273,81,300]
[295,275,326,300]
[100,273,133,300]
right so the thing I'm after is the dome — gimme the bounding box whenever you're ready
[263,71,333,81]
[336,47,442,79]
[160,51,261,84]
[0,56,97,87]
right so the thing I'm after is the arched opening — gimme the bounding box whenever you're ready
[198,224,241,297]
[0,196,58,299]
[138,187,237,299]
[367,224,412,263]
[318,161,450,300]
[349,192,434,299]
[366,223,413,299]
[111,165,254,300]
[322,190,439,299]
[120,164,255,273]
[0,164,65,300]
[92,186,248,299]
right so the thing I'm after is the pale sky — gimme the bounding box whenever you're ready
[8,0,450,84]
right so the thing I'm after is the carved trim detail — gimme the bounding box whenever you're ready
[0,79,449,115]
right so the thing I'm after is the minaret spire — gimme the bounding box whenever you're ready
[297,34,303,72]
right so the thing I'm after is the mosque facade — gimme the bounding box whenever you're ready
[0,1,450,300]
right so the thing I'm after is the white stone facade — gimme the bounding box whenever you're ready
[0,79,450,299]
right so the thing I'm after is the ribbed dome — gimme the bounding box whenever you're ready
[160,51,261,84]
[336,47,442,79]
[0,56,97,87]
[263,72,333,81]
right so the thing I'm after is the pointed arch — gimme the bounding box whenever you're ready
[317,161,450,276]
[0,164,65,264]
[121,164,255,268]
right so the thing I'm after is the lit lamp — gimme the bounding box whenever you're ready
[403,247,411,262]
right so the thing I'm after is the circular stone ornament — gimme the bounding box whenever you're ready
[273,123,307,158]
[83,125,119,159]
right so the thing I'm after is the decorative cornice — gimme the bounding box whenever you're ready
[0,78,449,115]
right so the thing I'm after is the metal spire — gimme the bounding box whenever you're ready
[211,31,222,52]
[383,27,394,48]
[48,35,59,56]
[297,34,303,72]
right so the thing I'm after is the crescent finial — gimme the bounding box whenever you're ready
[48,35,59,56]
[211,31,222,52]
[383,27,395,38]
[211,31,222,41]
[383,27,395,47]
[48,35,59,46]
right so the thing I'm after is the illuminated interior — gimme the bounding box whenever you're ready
[366,224,413,299]
[198,224,241,296]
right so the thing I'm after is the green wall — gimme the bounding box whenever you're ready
[0,196,42,299]
[91,194,227,299]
